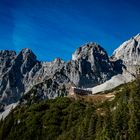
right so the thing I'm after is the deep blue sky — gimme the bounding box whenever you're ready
[0,0,140,61]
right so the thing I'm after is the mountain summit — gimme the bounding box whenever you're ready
[113,33,140,65]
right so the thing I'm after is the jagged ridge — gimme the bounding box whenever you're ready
[0,33,140,114]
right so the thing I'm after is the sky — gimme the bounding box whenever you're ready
[0,0,140,61]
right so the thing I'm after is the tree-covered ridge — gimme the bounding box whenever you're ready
[1,80,140,140]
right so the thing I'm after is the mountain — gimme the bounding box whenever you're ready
[113,33,140,65]
[89,34,140,93]
[0,33,140,117]
[0,43,117,106]
[1,33,140,139]
[112,33,140,78]
[71,42,116,87]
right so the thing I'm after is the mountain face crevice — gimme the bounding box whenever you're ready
[0,34,140,107]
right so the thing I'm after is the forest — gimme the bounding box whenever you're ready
[0,79,140,140]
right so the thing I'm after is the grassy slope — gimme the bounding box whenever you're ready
[1,80,140,140]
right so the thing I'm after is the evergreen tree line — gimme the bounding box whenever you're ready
[0,80,140,140]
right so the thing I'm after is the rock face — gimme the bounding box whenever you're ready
[0,33,140,108]
[70,42,115,87]
[0,43,116,106]
[0,49,38,104]
[0,49,68,105]
[113,34,140,65]
[0,50,16,75]
[88,33,140,94]
[112,33,140,77]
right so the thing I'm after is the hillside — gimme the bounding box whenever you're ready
[1,79,140,140]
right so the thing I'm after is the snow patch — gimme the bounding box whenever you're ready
[72,53,77,61]
[0,102,18,120]
[87,74,131,94]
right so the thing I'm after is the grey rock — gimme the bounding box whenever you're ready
[0,50,16,76]
[112,33,140,77]
[1,34,140,107]
[70,42,115,87]
[0,48,38,104]
[113,33,140,65]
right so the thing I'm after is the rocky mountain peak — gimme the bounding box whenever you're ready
[1,34,140,110]
[70,42,115,88]
[112,33,140,65]
[12,48,38,75]
[72,42,107,61]
[18,48,37,61]
[53,58,65,64]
